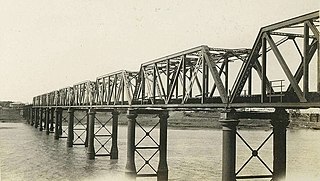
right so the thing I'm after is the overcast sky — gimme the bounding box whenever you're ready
[0,0,318,103]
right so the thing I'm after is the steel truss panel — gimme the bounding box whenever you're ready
[32,11,320,110]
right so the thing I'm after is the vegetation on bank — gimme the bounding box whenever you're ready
[1,108,319,130]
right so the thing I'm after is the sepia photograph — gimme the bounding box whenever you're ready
[0,1,319,181]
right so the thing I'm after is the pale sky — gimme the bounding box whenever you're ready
[0,0,319,103]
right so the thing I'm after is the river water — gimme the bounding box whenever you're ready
[0,122,319,181]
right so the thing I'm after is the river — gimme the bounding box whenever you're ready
[0,122,319,181]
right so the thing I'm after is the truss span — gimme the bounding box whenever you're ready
[33,11,320,109]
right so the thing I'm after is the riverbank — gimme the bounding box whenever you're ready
[1,108,319,130]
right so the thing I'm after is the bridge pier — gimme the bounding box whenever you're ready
[125,109,137,178]
[87,108,96,159]
[35,108,39,128]
[58,109,63,136]
[45,108,50,135]
[125,109,169,181]
[54,108,61,140]
[110,110,119,159]
[25,107,30,124]
[271,109,289,181]
[157,111,169,181]
[67,108,74,147]
[50,108,54,132]
[220,109,239,181]
[30,108,34,126]
[39,108,44,131]
[85,110,89,147]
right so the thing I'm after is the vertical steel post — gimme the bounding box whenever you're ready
[271,109,289,181]
[189,67,193,97]
[303,22,309,96]
[141,70,145,103]
[111,110,119,159]
[182,55,186,99]
[50,109,54,132]
[87,108,96,159]
[166,60,170,98]
[45,108,50,135]
[220,109,239,181]
[225,57,229,96]
[261,35,267,102]
[248,68,252,96]
[158,111,169,181]
[202,52,207,104]
[85,110,89,147]
[125,109,137,178]
[54,108,60,140]
[153,66,156,102]
[35,108,39,128]
[67,108,74,147]
[318,38,320,92]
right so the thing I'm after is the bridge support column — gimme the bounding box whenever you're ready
[28,108,31,124]
[87,108,96,160]
[67,108,74,147]
[43,109,47,131]
[54,108,61,140]
[110,110,119,159]
[31,108,34,126]
[271,109,289,181]
[85,110,89,147]
[125,109,137,178]
[45,108,50,135]
[158,111,169,181]
[35,108,39,128]
[25,108,30,124]
[39,108,44,131]
[50,108,54,132]
[220,109,239,181]
[58,109,63,136]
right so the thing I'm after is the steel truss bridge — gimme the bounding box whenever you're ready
[23,11,319,181]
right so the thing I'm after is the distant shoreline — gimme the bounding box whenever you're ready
[1,108,319,130]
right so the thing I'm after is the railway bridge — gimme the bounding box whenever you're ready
[23,11,319,181]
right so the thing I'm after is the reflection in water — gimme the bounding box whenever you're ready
[0,123,319,181]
